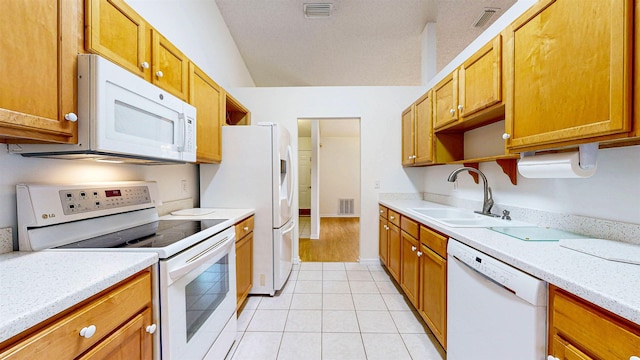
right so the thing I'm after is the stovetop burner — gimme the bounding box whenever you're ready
[56,219,227,250]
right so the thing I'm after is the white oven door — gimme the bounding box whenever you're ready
[159,228,236,360]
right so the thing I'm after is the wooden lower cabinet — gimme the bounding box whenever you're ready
[548,285,640,359]
[379,216,389,267]
[387,222,401,282]
[400,231,420,306]
[418,244,447,349]
[235,215,254,311]
[0,270,154,360]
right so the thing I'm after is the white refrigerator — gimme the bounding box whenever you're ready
[200,123,295,295]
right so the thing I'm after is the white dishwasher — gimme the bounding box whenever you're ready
[447,238,547,359]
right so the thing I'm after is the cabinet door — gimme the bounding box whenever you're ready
[0,0,77,143]
[387,223,401,282]
[414,91,433,165]
[86,0,150,79]
[551,336,593,360]
[419,244,447,349]
[77,308,153,360]
[433,70,459,130]
[458,35,502,118]
[379,217,389,267]
[401,105,415,166]
[152,30,189,100]
[189,63,223,163]
[236,232,253,310]
[505,0,633,151]
[400,232,419,307]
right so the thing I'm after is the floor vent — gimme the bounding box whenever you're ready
[338,199,355,215]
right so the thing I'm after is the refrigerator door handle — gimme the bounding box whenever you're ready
[281,219,296,235]
[286,145,294,207]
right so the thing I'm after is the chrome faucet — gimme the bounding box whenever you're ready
[447,167,497,217]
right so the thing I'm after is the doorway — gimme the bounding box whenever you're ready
[297,118,361,262]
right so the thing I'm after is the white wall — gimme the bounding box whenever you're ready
[227,86,426,262]
[126,0,255,88]
[319,137,361,217]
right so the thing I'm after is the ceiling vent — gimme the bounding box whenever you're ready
[472,7,500,28]
[304,3,333,19]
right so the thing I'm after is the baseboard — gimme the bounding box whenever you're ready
[358,258,381,266]
[310,233,319,239]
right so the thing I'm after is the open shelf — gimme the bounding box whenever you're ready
[447,154,520,185]
[225,92,251,126]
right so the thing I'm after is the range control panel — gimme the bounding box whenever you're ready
[58,185,151,215]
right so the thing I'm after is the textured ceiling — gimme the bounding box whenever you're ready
[215,0,515,87]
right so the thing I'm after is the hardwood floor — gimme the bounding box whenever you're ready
[299,217,359,262]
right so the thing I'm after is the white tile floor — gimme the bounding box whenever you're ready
[226,262,446,360]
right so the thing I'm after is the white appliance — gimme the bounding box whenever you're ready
[447,239,547,359]
[9,54,196,164]
[16,182,237,360]
[200,123,295,295]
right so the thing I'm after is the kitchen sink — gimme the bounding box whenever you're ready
[408,207,531,228]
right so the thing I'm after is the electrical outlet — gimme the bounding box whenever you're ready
[181,179,188,194]
[374,180,380,189]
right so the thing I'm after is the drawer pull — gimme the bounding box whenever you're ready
[380,210,384,213]
[243,226,249,231]
[79,325,97,339]
[146,324,157,334]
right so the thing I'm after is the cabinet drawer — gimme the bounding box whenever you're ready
[550,286,640,359]
[420,226,447,258]
[235,216,254,240]
[400,216,419,239]
[387,210,400,227]
[0,271,151,359]
[378,205,388,219]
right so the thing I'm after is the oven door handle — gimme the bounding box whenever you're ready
[169,234,236,281]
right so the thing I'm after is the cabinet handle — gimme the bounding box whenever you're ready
[146,324,157,334]
[156,70,164,78]
[449,108,455,116]
[547,356,559,360]
[79,325,97,339]
[64,112,78,122]
[411,245,416,252]
[411,155,416,159]
[502,133,511,140]
[417,251,423,257]
[384,225,389,230]
[141,61,150,69]
[380,210,384,214]
[389,215,395,220]
[243,226,249,231]
[458,104,463,112]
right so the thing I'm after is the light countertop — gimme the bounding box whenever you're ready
[380,199,640,325]
[0,251,158,343]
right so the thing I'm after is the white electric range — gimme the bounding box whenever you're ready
[16,181,239,360]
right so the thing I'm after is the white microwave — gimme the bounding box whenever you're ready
[10,54,196,164]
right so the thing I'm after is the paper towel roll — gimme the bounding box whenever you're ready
[517,152,597,178]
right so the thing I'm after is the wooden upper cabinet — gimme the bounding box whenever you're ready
[0,0,78,143]
[458,35,502,118]
[86,0,189,100]
[86,0,149,79]
[152,31,189,100]
[414,91,433,165]
[504,0,633,151]
[433,70,459,130]
[189,63,223,163]
[401,105,415,166]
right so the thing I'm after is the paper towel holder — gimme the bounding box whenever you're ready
[520,142,598,170]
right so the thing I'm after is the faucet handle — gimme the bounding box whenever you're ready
[502,210,511,221]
